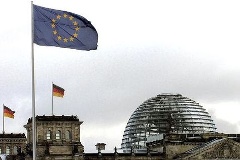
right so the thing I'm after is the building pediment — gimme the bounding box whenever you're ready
[176,138,240,159]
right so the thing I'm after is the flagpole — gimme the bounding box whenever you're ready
[2,104,4,134]
[52,82,53,116]
[31,1,36,160]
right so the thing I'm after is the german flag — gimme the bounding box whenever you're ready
[4,106,15,119]
[53,84,65,97]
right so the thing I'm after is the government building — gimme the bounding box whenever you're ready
[24,115,84,159]
[1,94,240,159]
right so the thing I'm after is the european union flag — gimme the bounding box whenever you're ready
[33,5,98,50]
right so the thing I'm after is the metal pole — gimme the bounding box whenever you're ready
[3,104,4,134]
[52,82,53,115]
[31,1,36,160]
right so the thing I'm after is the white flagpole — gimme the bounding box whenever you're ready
[3,104,4,134]
[52,82,53,115]
[31,1,36,160]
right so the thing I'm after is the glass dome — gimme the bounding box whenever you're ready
[121,93,216,150]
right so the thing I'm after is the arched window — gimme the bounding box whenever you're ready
[13,146,18,154]
[65,130,71,140]
[47,130,52,140]
[56,130,61,139]
[6,146,10,155]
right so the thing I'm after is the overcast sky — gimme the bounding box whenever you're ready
[1,0,240,152]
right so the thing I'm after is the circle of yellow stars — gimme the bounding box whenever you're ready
[51,13,80,43]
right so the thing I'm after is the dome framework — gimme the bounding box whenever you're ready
[121,94,216,150]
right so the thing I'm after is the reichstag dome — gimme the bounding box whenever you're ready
[121,93,217,150]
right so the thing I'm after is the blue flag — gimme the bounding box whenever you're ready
[33,5,98,50]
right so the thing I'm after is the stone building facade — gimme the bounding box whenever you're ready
[146,133,240,159]
[24,115,84,160]
[83,152,164,160]
[0,133,26,155]
[1,115,240,160]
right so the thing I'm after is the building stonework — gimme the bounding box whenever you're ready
[146,133,240,160]
[24,115,84,160]
[0,133,26,155]
[165,144,197,159]
[83,152,164,160]
[1,94,239,159]
[0,94,239,159]
[0,117,239,160]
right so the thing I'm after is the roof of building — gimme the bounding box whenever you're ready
[27,115,81,124]
[0,133,26,138]
[84,152,163,157]
[174,138,240,159]
[121,93,217,150]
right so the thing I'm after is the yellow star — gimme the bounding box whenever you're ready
[69,16,74,21]
[63,38,68,42]
[69,36,74,41]
[75,26,80,31]
[57,15,61,19]
[73,21,78,26]
[73,33,78,38]
[57,36,62,40]
[52,19,56,23]
[64,14,68,18]
[53,30,57,35]
[51,23,56,28]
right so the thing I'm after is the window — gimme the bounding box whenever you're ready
[56,130,61,139]
[0,147,2,154]
[65,130,71,140]
[47,130,52,140]
[13,146,18,154]
[6,146,10,155]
